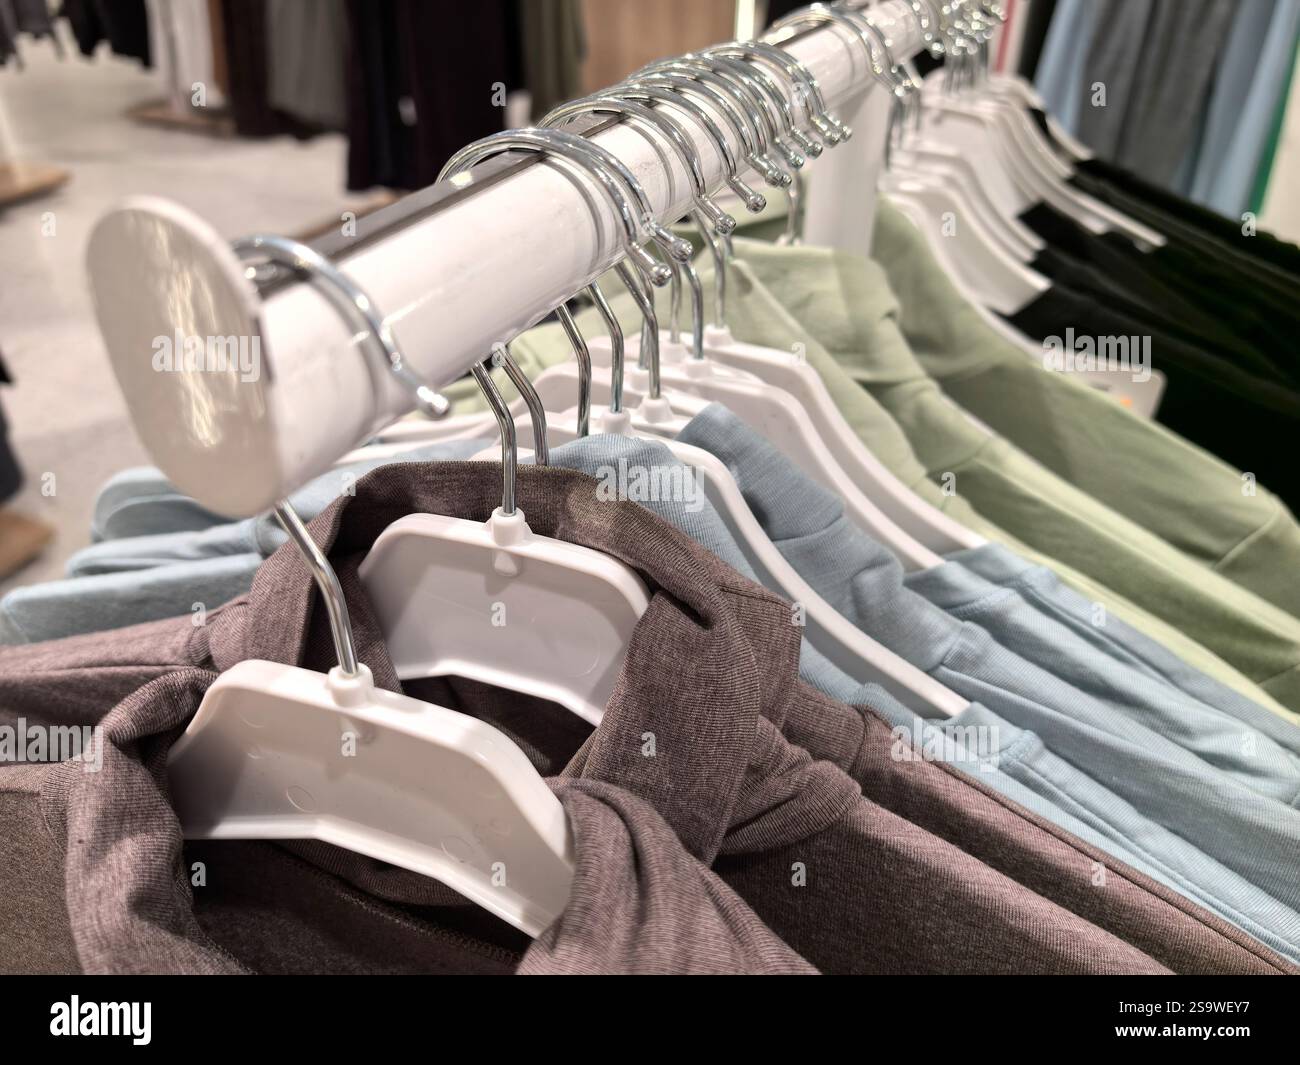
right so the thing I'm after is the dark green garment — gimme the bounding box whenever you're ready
[1003,280,1300,511]
[869,200,1300,625]
[1022,206,1296,387]
[1029,109,1300,279]
[1070,165,1300,304]
[1022,194,1300,385]
[519,0,585,118]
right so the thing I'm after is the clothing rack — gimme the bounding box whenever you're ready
[85,0,925,519]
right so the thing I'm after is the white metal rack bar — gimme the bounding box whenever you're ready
[85,0,925,518]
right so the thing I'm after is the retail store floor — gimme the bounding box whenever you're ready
[0,32,375,594]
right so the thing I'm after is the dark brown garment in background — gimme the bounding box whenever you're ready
[58,0,150,65]
[217,0,278,136]
[344,0,512,190]
[206,0,227,96]
[218,0,318,138]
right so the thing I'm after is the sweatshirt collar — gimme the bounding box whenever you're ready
[209,459,831,860]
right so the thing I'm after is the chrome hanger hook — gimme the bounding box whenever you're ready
[440,126,677,426]
[439,127,692,275]
[543,93,737,235]
[639,58,793,188]
[705,43,825,157]
[831,4,920,156]
[230,233,457,679]
[691,51,807,170]
[618,77,768,213]
[472,355,521,517]
[495,343,550,465]
[735,37,852,143]
[904,0,946,59]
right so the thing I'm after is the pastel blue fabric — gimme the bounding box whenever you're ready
[82,439,492,553]
[0,441,490,644]
[11,431,1300,961]
[911,543,1300,762]
[88,466,233,541]
[0,554,263,646]
[1185,0,1300,217]
[676,402,1300,933]
[545,434,1300,964]
[1031,0,1098,134]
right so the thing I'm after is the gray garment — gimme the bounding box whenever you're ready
[22,462,1190,972]
[0,441,488,645]
[27,432,1300,963]
[3,460,1181,974]
[266,0,349,129]
[1074,0,1237,185]
[8,673,812,974]
[676,403,1300,929]
[547,433,1300,966]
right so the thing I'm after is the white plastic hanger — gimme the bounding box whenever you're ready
[531,402,965,718]
[597,258,949,570]
[889,145,1040,263]
[969,57,1094,161]
[438,221,966,719]
[358,351,650,729]
[796,5,1046,263]
[868,180,1024,342]
[916,73,1165,247]
[883,4,1161,244]
[169,236,575,938]
[907,4,1082,181]
[410,79,962,568]
[761,23,1034,331]
[679,328,985,554]
[891,141,1043,260]
[847,8,1164,273]
[520,286,965,718]
[880,172,1050,314]
[361,130,694,727]
[434,109,966,720]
